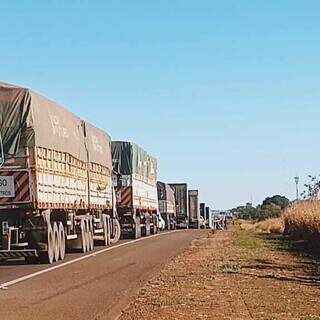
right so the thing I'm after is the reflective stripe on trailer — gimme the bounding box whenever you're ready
[117,187,132,207]
[0,250,37,258]
[0,170,31,204]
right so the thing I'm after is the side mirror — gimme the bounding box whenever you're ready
[0,132,4,168]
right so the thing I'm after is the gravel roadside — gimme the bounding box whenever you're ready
[119,228,320,320]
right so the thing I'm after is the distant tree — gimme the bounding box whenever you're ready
[301,175,320,199]
[258,203,283,221]
[231,203,258,220]
[261,195,290,210]
[232,195,289,221]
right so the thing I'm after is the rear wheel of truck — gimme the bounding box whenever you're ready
[110,219,121,244]
[142,214,151,237]
[40,225,55,264]
[166,214,170,230]
[150,215,158,234]
[133,216,141,239]
[53,222,60,262]
[172,220,177,230]
[81,219,87,253]
[58,222,66,261]
[84,218,91,252]
[153,222,158,234]
[88,218,94,251]
[102,214,110,246]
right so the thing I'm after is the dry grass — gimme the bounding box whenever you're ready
[252,218,284,234]
[238,220,254,231]
[238,218,284,234]
[284,199,320,243]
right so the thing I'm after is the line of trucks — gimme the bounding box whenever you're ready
[0,82,202,264]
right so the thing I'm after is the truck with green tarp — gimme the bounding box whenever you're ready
[157,181,176,230]
[0,82,120,264]
[112,141,159,238]
[169,183,189,229]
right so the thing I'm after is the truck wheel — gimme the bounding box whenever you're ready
[84,218,91,252]
[143,215,151,237]
[153,221,158,234]
[133,216,141,239]
[166,214,170,230]
[151,215,158,234]
[40,225,54,264]
[81,219,87,253]
[53,222,60,262]
[172,220,177,230]
[102,214,109,246]
[58,222,66,261]
[88,218,94,251]
[84,219,90,252]
[110,219,121,244]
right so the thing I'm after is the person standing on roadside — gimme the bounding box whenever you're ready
[224,216,227,230]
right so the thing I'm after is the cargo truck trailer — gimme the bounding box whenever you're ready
[200,203,206,219]
[206,207,213,229]
[157,181,176,230]
[0,83,121,264]
[169,183,188,229]
[112,141,159,239]
[188,190,200,229]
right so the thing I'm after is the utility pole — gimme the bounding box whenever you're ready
[294,176,299,201]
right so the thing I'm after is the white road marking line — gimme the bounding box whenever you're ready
[0,230,181,290]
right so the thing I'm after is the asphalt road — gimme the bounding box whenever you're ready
[0,230,206,320]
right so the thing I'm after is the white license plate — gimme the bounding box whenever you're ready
[0,176,15,198]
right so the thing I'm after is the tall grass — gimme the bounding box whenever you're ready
[239,218,284,234]
[284,200,320,243]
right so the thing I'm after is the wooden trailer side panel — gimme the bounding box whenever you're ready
[35,147,88,209]
[132,176,158,211]
[88,163,113,210]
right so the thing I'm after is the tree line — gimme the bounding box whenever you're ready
[231,195,290,221]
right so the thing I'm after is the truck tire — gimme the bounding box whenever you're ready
[151,215,158,234]
[166,214,170,230]
[39,225,55,264]
[110,219,121,244]
[142,215,151,237]
[146,217,151,236]
[172,220,177,230]
[53,222,60,262]
[58,222,66,261]
[81,219,87,253]
[102,214,110,246]
[88,218,94,251]
[153,222,158,234]
[133,216,141,239]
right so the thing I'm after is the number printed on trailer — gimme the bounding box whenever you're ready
[0,176,15,197]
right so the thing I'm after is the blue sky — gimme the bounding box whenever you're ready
[1,1,319,209]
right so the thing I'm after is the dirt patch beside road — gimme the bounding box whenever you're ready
[119,229,320,320]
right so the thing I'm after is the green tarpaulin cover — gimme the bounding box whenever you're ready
[0,82,112,169]
[112,141,157,180]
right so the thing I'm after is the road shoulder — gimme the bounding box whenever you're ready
[119,228,320,320]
